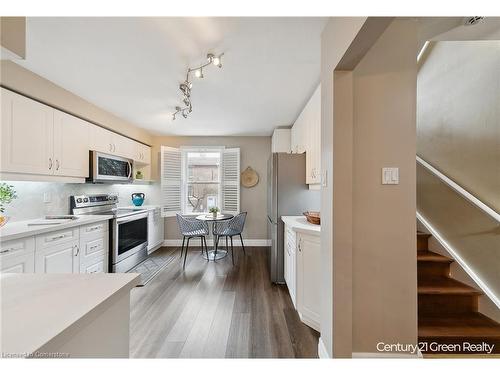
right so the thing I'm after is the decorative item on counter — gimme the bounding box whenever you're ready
[209,206,220,219]
[303,211,320,225]
[135,170,143,180]
[241,166,259,188]
[0,183,17,227]
[131,193,145,206]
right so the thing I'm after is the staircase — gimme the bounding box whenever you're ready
[417,232,500,356]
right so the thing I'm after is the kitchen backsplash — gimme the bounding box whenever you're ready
[2,181,161,222]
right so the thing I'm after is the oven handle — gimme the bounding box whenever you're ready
[116,211,149,224]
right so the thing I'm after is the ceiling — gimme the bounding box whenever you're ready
[17,17,328,136]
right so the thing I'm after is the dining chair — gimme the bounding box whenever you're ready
[213,212,247,265]
[176,214,209,269]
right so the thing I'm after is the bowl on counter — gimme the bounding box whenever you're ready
[303,211,320,225]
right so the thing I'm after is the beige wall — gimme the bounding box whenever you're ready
[0,17,26,58]
[350,18,418,354]
[417,41,500,212]
[151,136,271,240]
[321,17,367,358]
[0,61,152,144]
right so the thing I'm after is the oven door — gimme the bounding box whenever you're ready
[91,151,133,183]
[114,212,148,264]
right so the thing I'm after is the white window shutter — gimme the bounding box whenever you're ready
[221,148,240,215]
[160,146,182,217]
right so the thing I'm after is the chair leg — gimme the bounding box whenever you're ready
[225,236,228,252]
[180,236,185,258]
[230,236,234,265]
[202,236,209,260]
[239,234,246,255]
[183,237,190,269]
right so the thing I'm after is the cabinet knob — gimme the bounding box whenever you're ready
[74,245,80,256]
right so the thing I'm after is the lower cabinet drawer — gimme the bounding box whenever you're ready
[0,236,35,259]
[0,251,35,273]
[80,221,108,237]
[81,256,107,274]
[36,227,79,249]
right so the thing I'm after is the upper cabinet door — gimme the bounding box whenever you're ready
[111,133,135,160]
[53,111,90,178]
[90,125,114,154]
[1,88,54,175]
[135,143,151,164]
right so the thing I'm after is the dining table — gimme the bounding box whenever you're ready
[195,213,234,261]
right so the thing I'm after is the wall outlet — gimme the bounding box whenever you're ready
[43,192,51,203]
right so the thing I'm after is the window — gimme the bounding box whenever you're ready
[184,150,221,214]
[160,146,240,217]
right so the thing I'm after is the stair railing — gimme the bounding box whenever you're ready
[416,155,500,310]
[416,155,500,223]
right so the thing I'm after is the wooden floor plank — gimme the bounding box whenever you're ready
[129,247,318,358]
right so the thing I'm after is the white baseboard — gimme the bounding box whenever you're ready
[162,239,271,247]
[352,352,420,359]
[318,337,330,359]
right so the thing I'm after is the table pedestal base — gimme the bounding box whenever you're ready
[203,249,228,261]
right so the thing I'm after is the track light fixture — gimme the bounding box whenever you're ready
[172,52,224,121]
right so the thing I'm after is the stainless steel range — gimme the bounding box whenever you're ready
[70,194,148,273]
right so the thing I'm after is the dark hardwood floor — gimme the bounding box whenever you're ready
[129,246,319,358]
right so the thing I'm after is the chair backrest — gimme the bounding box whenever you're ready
[228,212,247,233]
[176,214,207,235]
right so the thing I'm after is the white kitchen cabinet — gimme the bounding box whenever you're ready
[79,221,109,273]
[296,232,321,331]
[290,109,307,154]
[290,84,321,185]
[284,224,297,307]
[90,125,117,154]
[0,237,35,273]
[114,134,136,160]
[305,85,321,185]
[53,111,90,178]
[147,207,164,253]
[35,239,80,273]
[272,129,291,153]
[1,88,54,175]
[135,143,151,164]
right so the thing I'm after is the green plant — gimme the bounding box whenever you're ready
[0,183,17,213]
[209,206,220,214]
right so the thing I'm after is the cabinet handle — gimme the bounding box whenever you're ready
[56,159,60,171]
[298,239,302,252]
[109,143,113,152]
[87,225,101,232]
[49,234,66,241]
[0,248,14,254]
[48,158,53,170]
[113,144,116,152]
[74,245,80,256]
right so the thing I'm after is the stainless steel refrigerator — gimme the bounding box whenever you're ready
[267,153,320,283]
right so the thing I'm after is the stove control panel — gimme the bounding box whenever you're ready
[70,194,118,209]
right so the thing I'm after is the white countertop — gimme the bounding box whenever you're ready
[119,205,161,211]
[281,216,321,235]
[0,273,140,356]
[0,215,113,242]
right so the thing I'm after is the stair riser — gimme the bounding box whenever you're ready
[418,337,500,355]
[418,262,451,278]
[417,236,430,251]
[419,295,478,315]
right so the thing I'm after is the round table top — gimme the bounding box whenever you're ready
[195,213,234,222]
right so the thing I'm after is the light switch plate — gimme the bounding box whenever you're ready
[382,167,399,185]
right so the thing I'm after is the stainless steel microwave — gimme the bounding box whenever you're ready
[88,150,133,183]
